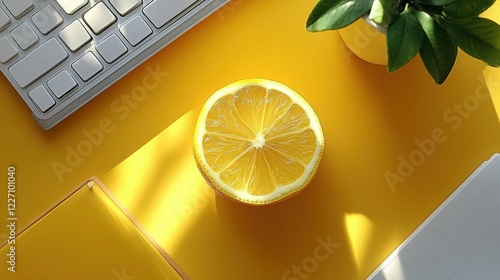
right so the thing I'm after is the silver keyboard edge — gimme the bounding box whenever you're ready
[0,0,229,130]
[37,0,228,130]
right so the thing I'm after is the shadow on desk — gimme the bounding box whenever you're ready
[159,50,500,280]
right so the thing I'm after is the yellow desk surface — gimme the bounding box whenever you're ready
[0,179,186,279]
[2,0,500,279]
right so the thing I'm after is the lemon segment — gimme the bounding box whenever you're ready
[194,79,324,205]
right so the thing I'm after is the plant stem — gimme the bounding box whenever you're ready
[398,0,445,20]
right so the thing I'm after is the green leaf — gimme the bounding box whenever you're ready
[387,9,425,72]
[415,0,456,6]
[416,12,457,84]
[444,17,500,67]
[416,4,445,16]
[306,0,374,31]
[444,0,496,18]
[368,0,399,27]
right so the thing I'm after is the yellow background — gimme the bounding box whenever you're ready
[0,179,186,279]
[2,0,500,279]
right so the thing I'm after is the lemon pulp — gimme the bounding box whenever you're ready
[194,79,324,205]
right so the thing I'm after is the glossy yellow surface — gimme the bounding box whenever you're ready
[0,179,185,279]
[1,0,500,279]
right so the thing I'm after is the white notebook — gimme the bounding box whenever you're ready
[368,153,500,280]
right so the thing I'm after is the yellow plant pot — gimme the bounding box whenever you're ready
[338,16,388,65]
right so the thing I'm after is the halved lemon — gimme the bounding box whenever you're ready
[193,79,324,205]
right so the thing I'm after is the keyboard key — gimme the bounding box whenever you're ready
[48,70,77,98]
[110,0,142,16]
[143,0,196,29]
[96,34,128,63]
[32,5,64,35]
[3,0,33,19]
[0,7,10,31]
[59,20,92,52]
[28,85,55,112]
[120,15,152,46]
[83,2,117,35]
[9,38,68,88]
[72,52,103,81]
[0,36,17,63]
[11,22,39,50]
[56,0,88,15]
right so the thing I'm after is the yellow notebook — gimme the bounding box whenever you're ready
[0,178,187,280]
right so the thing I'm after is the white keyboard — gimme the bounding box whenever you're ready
[0,0,227,129]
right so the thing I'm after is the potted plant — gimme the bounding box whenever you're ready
[306,0,500,84]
